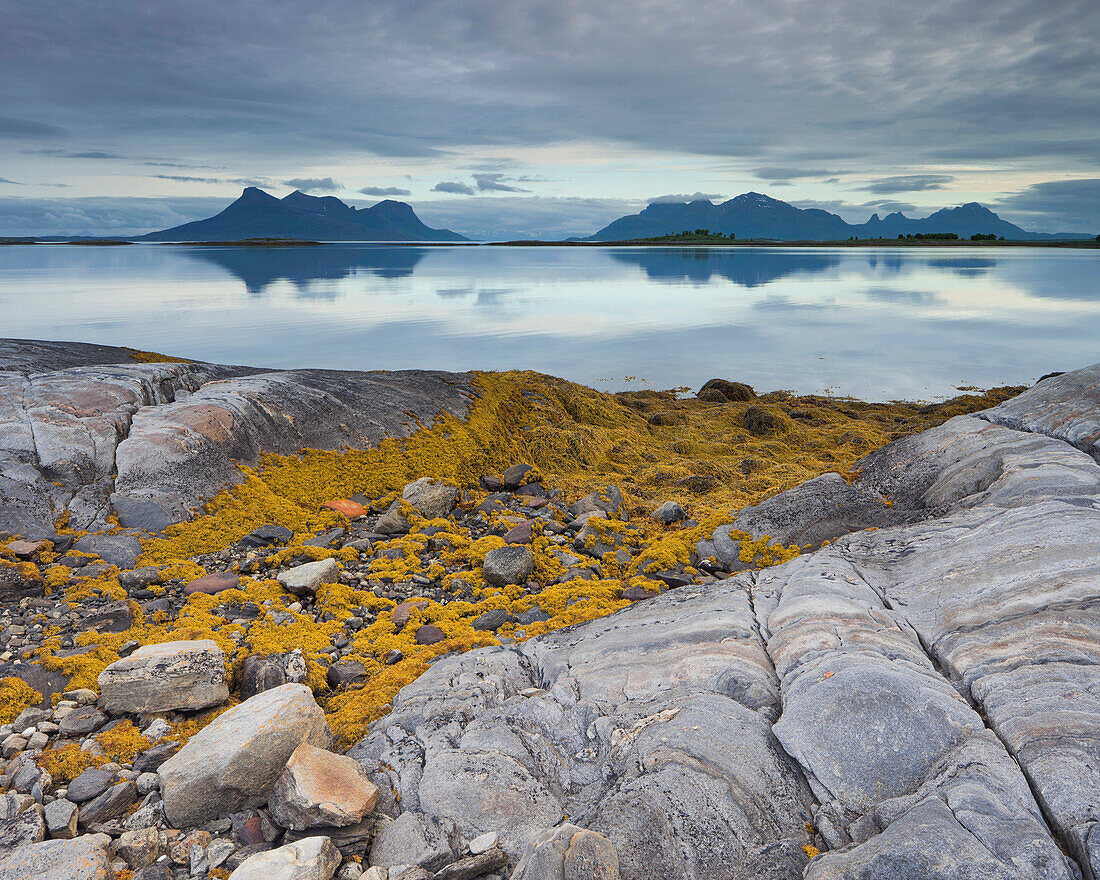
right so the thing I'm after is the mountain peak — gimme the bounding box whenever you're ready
[139,186,467,242]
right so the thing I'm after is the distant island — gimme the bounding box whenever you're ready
[587,192,1094,242]
[139,187,467,242]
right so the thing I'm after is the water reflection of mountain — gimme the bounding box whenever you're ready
[607,247,843,287]
[179,244,428,294]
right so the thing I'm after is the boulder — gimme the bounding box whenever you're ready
[77,601,132,633]
[650,501,685,524]
[501,463,534,489]
[240,654,289,700]
[277,558,340,596]
[228,836,341,880]
[268,742,379,830]
[0,837,112,880]
[511,824,619,880]
[0,563,44,603]
[482,545,535,587]
[98,639,228,714]
[159,683,332,828]
[78,781,136,826]
[57,705,107,737]
[401,478,459,520]
[568,486,624,520]
[43,798,77,839]
[240,524,294,547]
[67,768,116,804]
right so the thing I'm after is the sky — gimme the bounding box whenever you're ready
[0,0,1097,239]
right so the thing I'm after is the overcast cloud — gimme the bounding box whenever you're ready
[0,0,1097,235]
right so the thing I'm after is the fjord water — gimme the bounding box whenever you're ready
[2,243,1097,399]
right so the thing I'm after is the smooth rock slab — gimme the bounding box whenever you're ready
[228,835,341,880]
[98,639,228,713]
[160,683,332,828]
[268,742,379,830]
[0,837,112,880]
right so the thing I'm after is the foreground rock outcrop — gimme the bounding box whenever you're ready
[0,339,472,535]
[349,366,1100,880]
[0,339,1096,880]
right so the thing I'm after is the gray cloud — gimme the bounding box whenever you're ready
[359,186,412,196]
[155,174,268,186]
[0,116,64,138]
[0,178,23,185]
[648,192,724,204]
[754,167,835,181]
[861,174,955,194]
[473,173,529,193]
[432,181,476,195]
[283,177,341,192]
[995,179,1100,233]
[26,149,123,159]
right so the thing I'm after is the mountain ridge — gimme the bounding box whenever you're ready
[588,192,1092,241]
[140,187,467,242]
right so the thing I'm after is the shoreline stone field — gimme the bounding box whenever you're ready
[0,337,1096,880]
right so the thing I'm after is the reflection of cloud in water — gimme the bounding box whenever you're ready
[178,244,428,294]
[434,287,513,305]
[606,247,843,287]
[863,286,942,305]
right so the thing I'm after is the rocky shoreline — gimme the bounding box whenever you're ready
[0,339,1097,880]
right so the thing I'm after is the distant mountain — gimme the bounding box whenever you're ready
[140,187,467,242]
[588,193,1091,241]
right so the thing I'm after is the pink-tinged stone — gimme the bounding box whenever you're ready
[7,540,46,558]
[621,584,658,601]
[185,571,241,595]
[322,499,367,519]
[503,520,537,544]
[392,598,429,629]
[415,624,446,645]
[521,496,549,510]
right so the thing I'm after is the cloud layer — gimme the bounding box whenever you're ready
[0,0,1097,233]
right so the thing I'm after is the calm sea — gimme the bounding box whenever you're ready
[2,243,1097,399]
